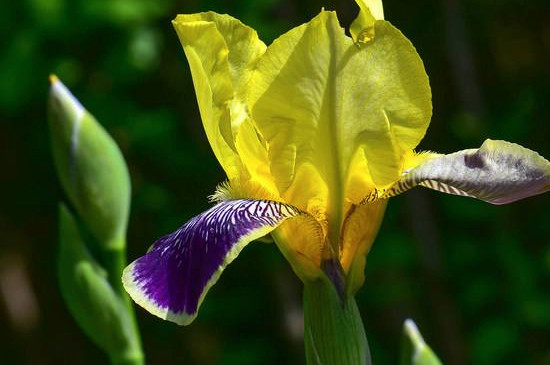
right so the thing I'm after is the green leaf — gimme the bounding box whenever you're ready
[48,76,130,250]
[401,319,442,365]
[58,204,143,365]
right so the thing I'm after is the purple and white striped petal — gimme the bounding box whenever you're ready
[366,139,550,205]
[122,199,300,325]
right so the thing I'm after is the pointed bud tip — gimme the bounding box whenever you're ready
[404,318,416,330]
[49,74,59,85]
[404,318,426,346]
[48,75,85,116]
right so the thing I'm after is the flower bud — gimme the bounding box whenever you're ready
[58,204,143,364]
[401,319,442,365]
[48,76,130,250]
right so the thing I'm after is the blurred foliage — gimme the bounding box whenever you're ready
[1,0,549,364]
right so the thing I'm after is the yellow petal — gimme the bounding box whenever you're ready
[340,199,387,295]
[345,147,376,204]
[173,13,266,179]
[272,216,325,281]
[249,10,431,217]
[280,162,329,230]
[248,11,346,242]
[234,117,279,199]
[342,20,432,190]
[361,0,385,20]
[350,0,378,44]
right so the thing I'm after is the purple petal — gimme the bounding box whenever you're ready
[122,199,300,325]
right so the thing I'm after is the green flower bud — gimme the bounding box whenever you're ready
[58,204,143,365]
[401,319,442,365]
[48,75,130,250]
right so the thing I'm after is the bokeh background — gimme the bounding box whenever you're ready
[2,0,550,364]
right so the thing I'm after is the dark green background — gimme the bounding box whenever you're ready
[2,0,550,364]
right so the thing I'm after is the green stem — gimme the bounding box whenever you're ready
[110,351,145,365]
[102,245,127,294]
[102,241,145,365]
[303,275,371,365]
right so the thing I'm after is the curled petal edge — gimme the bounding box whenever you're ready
[123,199,301,325]
[362,139,550,205]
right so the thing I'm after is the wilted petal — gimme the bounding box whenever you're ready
[123,199,300,325]
[368,139,550,204]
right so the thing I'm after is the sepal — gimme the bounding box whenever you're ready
[367,139,550,204]
[123,199,300,325]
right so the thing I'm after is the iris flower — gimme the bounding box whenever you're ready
[123,0,550,360]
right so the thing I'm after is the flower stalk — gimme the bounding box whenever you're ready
[303,273,371,365]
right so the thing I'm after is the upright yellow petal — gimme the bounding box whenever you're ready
[350,0,377,44]
[248,10,432,235]
[248,11,345,240]
[342,20,432,192]
[173,13,266,179]
[362,0,385,20]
